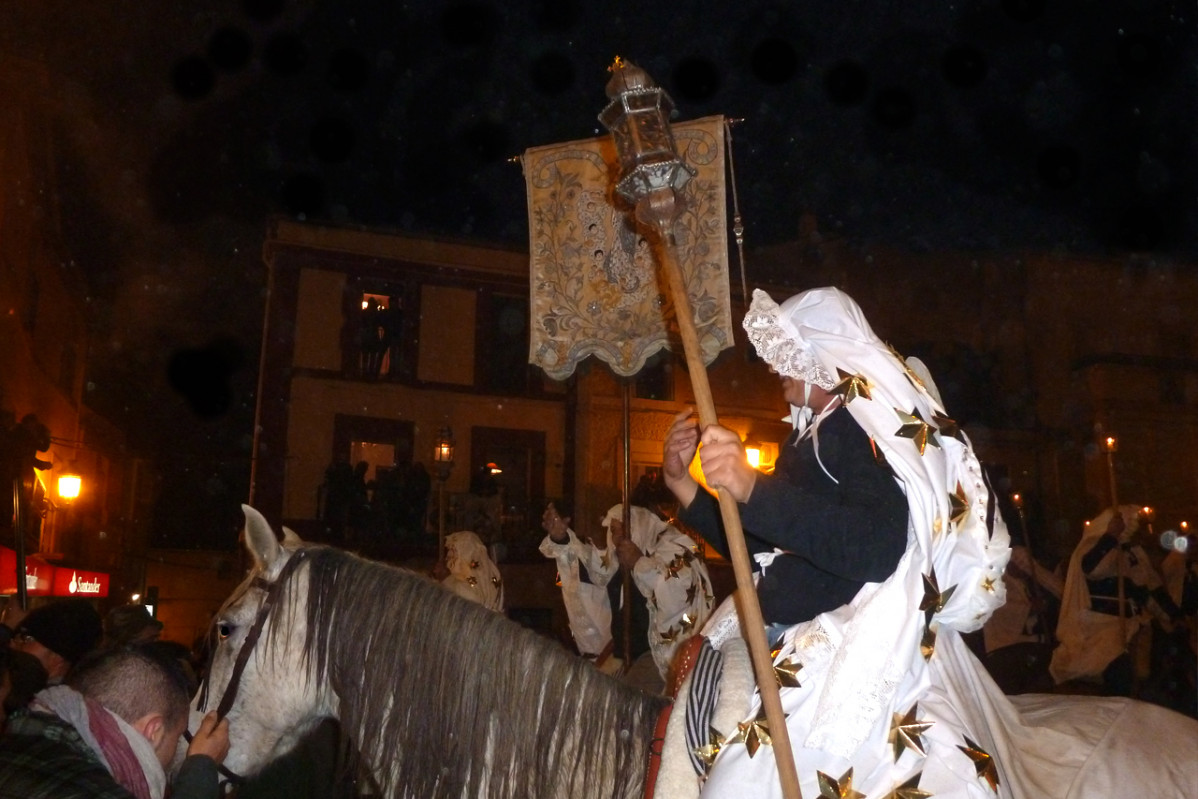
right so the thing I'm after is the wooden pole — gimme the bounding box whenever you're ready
[639,188,801,799]
[438,476,447,563]
[1013,495,1051,645]
[622,381,633,670]
[1104,445,1128,653]
[13,476,28,611]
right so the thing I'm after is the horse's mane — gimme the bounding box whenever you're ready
[279,545,668,799]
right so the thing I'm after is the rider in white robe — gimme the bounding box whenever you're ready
[658,287,1198,799]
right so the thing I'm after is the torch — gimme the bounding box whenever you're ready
[600,58,801,799]
[1102,434,1128,649]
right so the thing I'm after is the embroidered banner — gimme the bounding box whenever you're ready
[524,116,732,380]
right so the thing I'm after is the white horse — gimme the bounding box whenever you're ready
[195,506,1198,798]
[194,506,666,798]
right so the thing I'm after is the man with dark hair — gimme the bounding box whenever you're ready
[0,644,229,799]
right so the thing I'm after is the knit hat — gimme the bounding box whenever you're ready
[104,603,164,646]
[17,598,103,665]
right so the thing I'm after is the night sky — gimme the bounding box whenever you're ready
[3,0,1194,545]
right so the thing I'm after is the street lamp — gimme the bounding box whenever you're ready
[433,426,455,560]
[744,443,762,470]
[434,426,455,478]
[57,469,82,502]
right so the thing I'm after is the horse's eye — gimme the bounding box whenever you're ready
[218,623,233,641]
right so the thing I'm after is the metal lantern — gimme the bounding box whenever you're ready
[598,58,695,205]
[433,426,455,478]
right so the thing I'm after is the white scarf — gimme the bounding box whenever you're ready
[32,684,167,799]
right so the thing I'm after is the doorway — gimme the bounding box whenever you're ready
[468,427,545,552]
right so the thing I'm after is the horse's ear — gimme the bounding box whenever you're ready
[242,505,282,571]
[281,526,303,545]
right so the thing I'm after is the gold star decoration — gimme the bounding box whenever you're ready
[470,560,480,569]
[679,612,697,635]
[466,576,478,587]
[886,342,912,373]
[932,412,960,440]
[832,369,872,405]
[920,570,957,622]
[686,583,699,604]
[694,727,725,768]
[869,438,890,468]
[660,626,680,644]
[492,576,502,587]
[817,767,865,799]
[981,576,996,593]
[725,709,778,758]
[958,736,1000,792]
[949,482,969,529]
[882,772,933,799]
[894,408,940,455]
[889,704,933,761]
[920,625,938,661]
[773,654,804,688]
[666,554,687,579]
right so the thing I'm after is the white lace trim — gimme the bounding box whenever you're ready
[743,290,836,389]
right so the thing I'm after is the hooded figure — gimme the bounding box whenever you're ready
[1050,505,1174,688]
[663,287,1017,797]
[440,531,504,612]
[659,287,1198,799]
[601,504,714,681]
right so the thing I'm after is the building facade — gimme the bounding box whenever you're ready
[255,218,1198,584]
[0,56,152,609]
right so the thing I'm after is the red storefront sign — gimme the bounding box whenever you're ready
[0,546,109,598]
[52,568,109,598]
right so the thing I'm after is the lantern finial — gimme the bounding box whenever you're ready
[598,59,695,205]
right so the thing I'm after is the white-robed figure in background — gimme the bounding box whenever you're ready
[1050,506,1181,695]
[603,504,715,682]
[539,499,621,673]
[655,286,1198,799]
[440,530,505,612]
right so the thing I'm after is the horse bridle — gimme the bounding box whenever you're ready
[190,548,310,785]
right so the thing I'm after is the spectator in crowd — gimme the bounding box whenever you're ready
[2,650,48,724]
[5,598,103,685]
[0,643,230,798]
[103,604,164,649]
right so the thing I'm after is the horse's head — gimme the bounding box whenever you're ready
[192,505,332,779]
